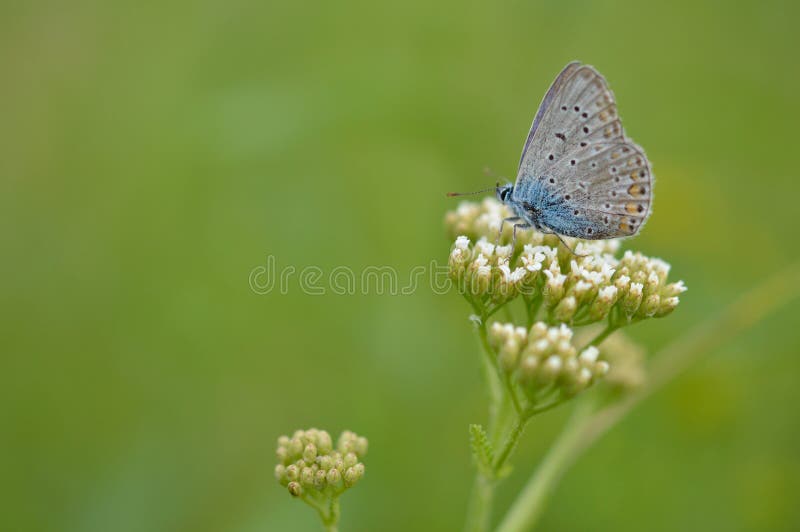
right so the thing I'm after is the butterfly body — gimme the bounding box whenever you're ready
[497,62,654,241]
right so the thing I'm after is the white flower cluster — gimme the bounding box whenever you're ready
[446,198,687,324]
[275,429,367,498]
[489,321,610,399]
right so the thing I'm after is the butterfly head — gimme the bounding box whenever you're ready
[496,183,514,204]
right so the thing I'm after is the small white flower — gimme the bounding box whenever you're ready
[598,285,618,301]
[579,346,600,363]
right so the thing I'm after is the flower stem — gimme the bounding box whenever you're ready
[494,400,594,532]
[581,321,617,351]
[323,497,340,532]
[476,318,503,414]
[464,319,502,532]
[492,414,528,472]
[494,261,800,532]
[465,474,495,532]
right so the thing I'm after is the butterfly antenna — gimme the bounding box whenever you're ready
[446,184,497,198]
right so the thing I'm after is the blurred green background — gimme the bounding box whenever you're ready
[2,0,799,530]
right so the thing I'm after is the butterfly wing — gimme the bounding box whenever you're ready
[518,61,581,168]
[516,63,653,239]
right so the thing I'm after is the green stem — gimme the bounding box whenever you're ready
[476,318,503,412]
[492,414,528,472]
[323,497,340,532]
[465,475,495,532]
[494,261,800,532]
[581,321,617,351]
[525,297,543,328]
[494,400,595,532]
[464,318,505,532]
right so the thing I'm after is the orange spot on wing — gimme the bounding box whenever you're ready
[628,184,646,197]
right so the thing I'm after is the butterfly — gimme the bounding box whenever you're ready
[451,62,653,249]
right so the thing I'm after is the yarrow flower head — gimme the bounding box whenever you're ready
[275,428,367,528]
[446,198,687,327]
[489,321,609,404]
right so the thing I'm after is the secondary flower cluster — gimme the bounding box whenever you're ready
[275,428,367,498]
[490,321,609,401]
[446,198,687,325]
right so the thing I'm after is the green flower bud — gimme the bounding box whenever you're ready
[276,446,288,464]
[300,467,315,488]
[288,437,303,457]
[655,296,680,317]
[303,443,318,464]
[326,467,343,488]
[275,464,287,485]
[554,296,577,322]
[498,338,521,372]
[343,452,358,468]
[314,469,328,490]
[662,280,687,298]
[288,481,302,497]
[316,455,333,470]
[518,355,539,384]
[344,467,359,487]
[540,355,563,383]
[639,294,660,317]
[621,282,643,316]
[543,271,566,306]
[589,286,618,321]
[317,431,333,454]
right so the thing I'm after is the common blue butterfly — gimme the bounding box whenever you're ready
[451,62,653,248]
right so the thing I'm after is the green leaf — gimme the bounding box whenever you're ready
[469,424,494,476]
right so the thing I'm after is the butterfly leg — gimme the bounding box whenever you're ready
[538,226,588,257]
[511,223,531,250]
[497,217,521,245]
[554,233,589,258]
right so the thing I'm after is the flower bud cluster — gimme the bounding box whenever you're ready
[613,251,687,319]
[446,198,687,325]
[598,330,647,392]
[274,428,367,498]
[449,236,543,308]
[489,321,610,400]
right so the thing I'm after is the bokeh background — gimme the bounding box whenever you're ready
[2,0,799,531]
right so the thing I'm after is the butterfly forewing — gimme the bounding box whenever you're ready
[518,61,581,168]
[515,62,653,239]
